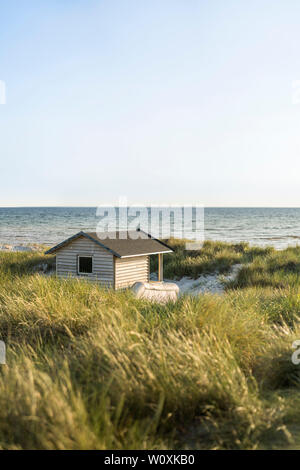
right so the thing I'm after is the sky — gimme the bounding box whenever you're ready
[1,0,300,207]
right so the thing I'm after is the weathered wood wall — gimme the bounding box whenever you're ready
[56,235,114,287]
[114,255,149,289]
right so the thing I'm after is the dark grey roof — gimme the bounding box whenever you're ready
[45,230,174,258]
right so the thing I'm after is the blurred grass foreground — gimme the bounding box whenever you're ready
[1,240,300,449]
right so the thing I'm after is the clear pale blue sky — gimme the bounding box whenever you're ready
[1,0,300,207]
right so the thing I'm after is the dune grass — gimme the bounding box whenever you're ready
[0,243,300,449]
[151,239,273,279]
[229,245,300,290]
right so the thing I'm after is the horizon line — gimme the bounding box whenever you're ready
[1,205,300,209]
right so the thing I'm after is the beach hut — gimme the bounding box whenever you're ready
[45,230,173,289]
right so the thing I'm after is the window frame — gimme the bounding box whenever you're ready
[77,255,93,275]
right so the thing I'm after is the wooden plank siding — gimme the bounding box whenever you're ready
[114,255,149,289]
[55,235,151,289]
[56,235,114,287]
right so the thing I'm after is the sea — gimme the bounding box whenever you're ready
[1,207,300,249]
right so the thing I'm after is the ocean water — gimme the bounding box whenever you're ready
[1,207,300,249]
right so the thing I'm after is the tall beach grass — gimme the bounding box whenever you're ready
[0,243,300,449]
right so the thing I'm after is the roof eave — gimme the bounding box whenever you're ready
[119,250,173,258]
[44,231,85,255]
[45,230,175,258]
[44,231,121,258]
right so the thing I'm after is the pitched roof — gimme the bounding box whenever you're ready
[45,230,174,258]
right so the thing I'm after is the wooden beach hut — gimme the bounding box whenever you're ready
[45,230,173,289]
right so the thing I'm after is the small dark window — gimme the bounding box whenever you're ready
[78,256,93,274]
